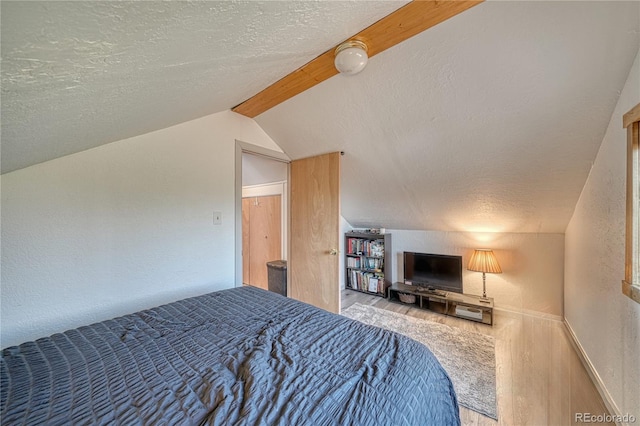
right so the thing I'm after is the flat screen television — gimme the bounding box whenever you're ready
[403,252,463,294]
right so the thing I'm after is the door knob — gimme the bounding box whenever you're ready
[329,248,338,256]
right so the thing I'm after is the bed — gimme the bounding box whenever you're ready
[1,286,460,425]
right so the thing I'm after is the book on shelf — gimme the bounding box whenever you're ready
[346,257,361,268]
[365,257,383,270]
[368,277,379,293]
[346,257,382,271]
[346,237,385,258]
[348,270,385,294]
[369,241,384,258]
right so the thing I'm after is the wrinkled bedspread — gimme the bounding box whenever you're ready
[1,286,459,425]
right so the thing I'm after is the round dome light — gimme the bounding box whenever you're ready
[334,40,368,76]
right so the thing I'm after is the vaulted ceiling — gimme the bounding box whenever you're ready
[1,0,407,173]
[256,1,640,233]
[2,1,639,234]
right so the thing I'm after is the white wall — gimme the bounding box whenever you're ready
[242,153,288,187]
[339,216,353,291]
[564,49,640,419]
[0,110,282,348]
[387,230,565,318]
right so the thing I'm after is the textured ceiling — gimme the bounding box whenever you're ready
[2,1,639,234]
[256,1,640,233]
[1,0,407,173]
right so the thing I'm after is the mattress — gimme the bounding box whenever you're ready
[1,286,459,425]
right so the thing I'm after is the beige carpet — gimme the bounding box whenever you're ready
[342,303,497,420]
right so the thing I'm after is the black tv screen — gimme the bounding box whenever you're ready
[404,252,463,293]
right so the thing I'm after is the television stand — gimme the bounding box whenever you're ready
[387,282,494,325]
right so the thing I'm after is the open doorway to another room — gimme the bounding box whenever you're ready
[241,152,288,292]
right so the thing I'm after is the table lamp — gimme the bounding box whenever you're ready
[467,249,502,302]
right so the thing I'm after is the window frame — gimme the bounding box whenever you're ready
[622,103,640,303]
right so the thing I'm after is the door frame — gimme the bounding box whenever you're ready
[234,140,290,287]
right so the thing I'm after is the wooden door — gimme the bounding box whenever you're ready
[289,152,341,313]
[242,195,281,289]
[250,195,281,289]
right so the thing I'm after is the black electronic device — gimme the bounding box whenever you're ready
[403,251,463,294]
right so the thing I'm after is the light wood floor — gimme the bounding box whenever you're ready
[341,290,612,426]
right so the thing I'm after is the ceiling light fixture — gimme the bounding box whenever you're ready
[334,40,368,76]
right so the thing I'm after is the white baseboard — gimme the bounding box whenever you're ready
[494,305,563,322]
[563,320,625,425]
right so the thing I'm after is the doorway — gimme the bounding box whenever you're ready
[242,192,283,289]
[234,141,342,313]
[241,152,288,290]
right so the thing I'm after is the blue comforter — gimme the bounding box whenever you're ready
[1,286,459,425]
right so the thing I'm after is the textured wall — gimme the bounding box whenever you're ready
[257,1,640,234]
[0,111,280,348]
[242,153,288,187]
[385,229,564,317]
[564,49,640,419]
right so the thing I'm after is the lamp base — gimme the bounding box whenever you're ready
[478,297,492,304]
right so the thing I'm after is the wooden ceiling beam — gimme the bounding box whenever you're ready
[232,0,483,118]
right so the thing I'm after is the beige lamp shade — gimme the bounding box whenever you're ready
[467,249,502,274]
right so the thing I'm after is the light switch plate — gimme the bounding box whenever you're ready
[213,211,222,225]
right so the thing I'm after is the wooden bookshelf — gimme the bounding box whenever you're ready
[345,232,391,297]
